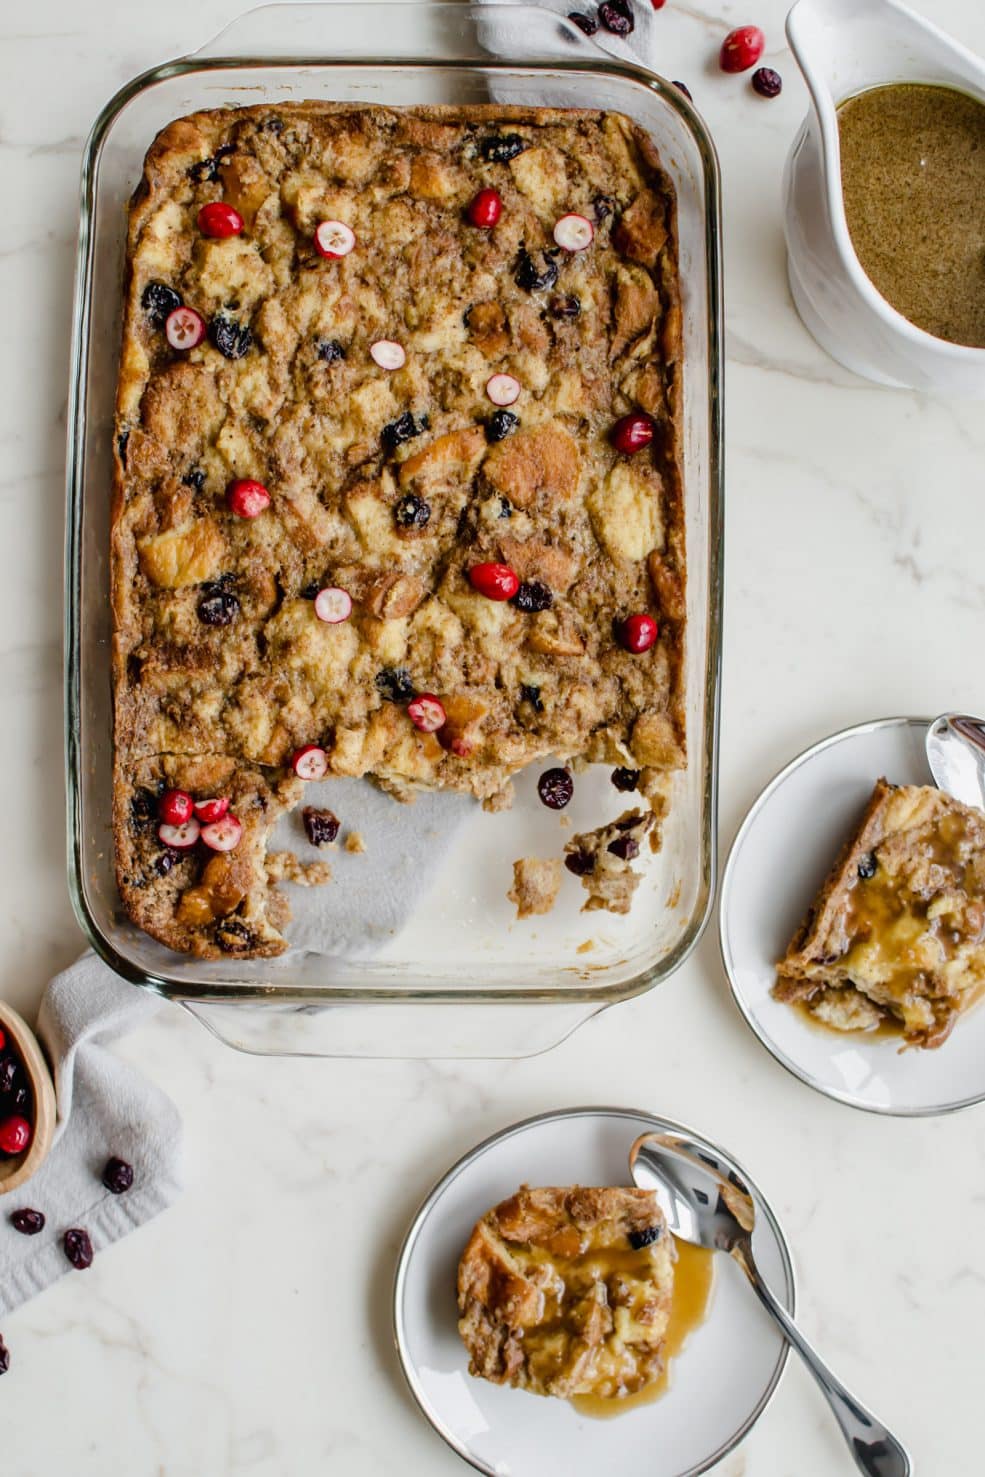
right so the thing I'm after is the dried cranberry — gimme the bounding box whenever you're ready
[187,144,234,184]
[594,195,616,223]
[0,1335,8,1374]
[102,1157,134,1195]
[611,767,641,792]
[479,134,527,163]
[394,493,431,528]
[628,1224,662,1249]
[752,66,783,98]
[673,80,693,101]
[607,834,640,861]
[197,589,240,627]
[63,1228,94,1270]
[303,808,340,846]
[538,767,574,810]
[568,10,599,34]
[514,246,559,294]
[316,338,346,363]
[156,850,179,877]
[565,850,595,876]
[10,1208,44,1235]
[215,918,257,954]
[498,497,513,518]
[549,293,581,318]
[382,411,427,452]
[117,431,129,465]
[182,468,206,491]
[209,314,253,359]
[520,684,544,713]
[858,853,878,880]
[599,0,634,36]
[141,281,181,327]
[513,581,553,613]
[487,409,519,443]
[376,667,415,704]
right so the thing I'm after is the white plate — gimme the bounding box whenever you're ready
[720,715,985,1116]
[393,1107,794,1477]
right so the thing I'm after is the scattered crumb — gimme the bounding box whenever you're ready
[576,939,596,954]
[508,857,562,919]
[564,809,655,915]
[344,831,367,855]
[558,814,571,829]
[266,851,332,887]
[483,782,515,813]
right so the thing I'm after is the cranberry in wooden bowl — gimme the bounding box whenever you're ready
[0,1001,56,1197]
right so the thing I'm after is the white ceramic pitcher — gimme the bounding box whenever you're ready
[783,0,985,396]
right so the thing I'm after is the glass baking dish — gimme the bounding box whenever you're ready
[65,2,723,1056]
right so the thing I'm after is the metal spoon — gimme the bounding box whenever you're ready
[926,713,985,809]
[630,1131,912,1477]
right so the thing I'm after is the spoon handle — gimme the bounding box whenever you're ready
[734,1246,912,1477]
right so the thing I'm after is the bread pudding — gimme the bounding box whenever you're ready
[457,1185,675,1400]
[775,779,985,1047]
[112,101,685,957]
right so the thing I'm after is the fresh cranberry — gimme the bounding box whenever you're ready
[158,817,200,849]
[165,305,206,351]
[468,562,520,601]
[408,694,447,733]
[650,0,667,7]
[468,188,503,229]
[621,613,658,653]
[200,814,243,852]
[159,789,193,826]
[553,213,594,252]
[314,220,356,258]
[193,796,230,824]
[0,1028,5,1051]
[227,478,270,518]
[292,745,329,781]
[197,202,244,238]
[611,412,655,454]
[0,1116,32,1155]
[720,25,765,73]
[752,66,782,97]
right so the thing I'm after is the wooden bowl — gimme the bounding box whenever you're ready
[0,1001,57,1196]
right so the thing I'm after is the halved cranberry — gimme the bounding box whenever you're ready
[611,412,655,454]
[194,796,230,823]
[720,25,765,72]
[553,213,594,252]
[197,202,244,238]
[227,478,270,518]
[370,339,406,370]
[314,587,352,624]
[408,694,447,733]
[0,1116,32,1156]
[621,613,658,653]
[159,789,193,826]
[158,817,201,849]
[165,306,206,350]
[468,562,520,601]
[468,188,503,229]
[486,373,521,407]
[292,745,328,781]
[314,220,356,258]
[0,1028,6,1051]
[200,814,243,852]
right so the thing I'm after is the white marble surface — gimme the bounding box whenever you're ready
[3,0,985,1471]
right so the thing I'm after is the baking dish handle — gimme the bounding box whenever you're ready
[192,1,598,64]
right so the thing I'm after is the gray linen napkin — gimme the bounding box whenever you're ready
[0,955,181,1318]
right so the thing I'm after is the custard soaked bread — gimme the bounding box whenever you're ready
[775,779,985,1048]
[112,102,685,956]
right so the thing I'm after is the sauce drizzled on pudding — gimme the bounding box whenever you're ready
[837,84,985,348]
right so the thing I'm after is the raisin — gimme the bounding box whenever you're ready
[215,918,257,954]
[498,497,513,518]
[264,117,285,135]
[197,590,240,627]
[520,684,544,713]
[209,314,253,359]
[299,582,320,600]
[514,246,559,294]
[607,835,640,861]
[102,1157,134,1195]
[487,409,519,443]
[156,850,178,877]
[382,411,427,452]
[375,667,415,704]
[182,468,206,491]
[599,0,634,36]
[549,293,581,318]
[479,134,527,163]
[117,431,129,465]
[187,143,234,183]
[857,853,878,880]
[568,11,599,34]
[565,850,595,876]
[594,194,616,223]
[130,790,158,829]
[538,767,573,810]
[611,767,640,793]
[0,1335,8,1374]
[628,1224,662,1250]
[394,493,431,529]
[10,1208,44,1235]
[141,281,181,327]
[63,1228,94,1270]
[513,581,553,613]
[316,338,346,364]
[303,807,340,846]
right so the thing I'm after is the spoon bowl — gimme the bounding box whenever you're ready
[926,712,985,809]
[0,1000,56,1197]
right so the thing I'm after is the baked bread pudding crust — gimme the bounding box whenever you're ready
[112,102,685,957]
[457,1184,675,1400]
[775,778,985,1048]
